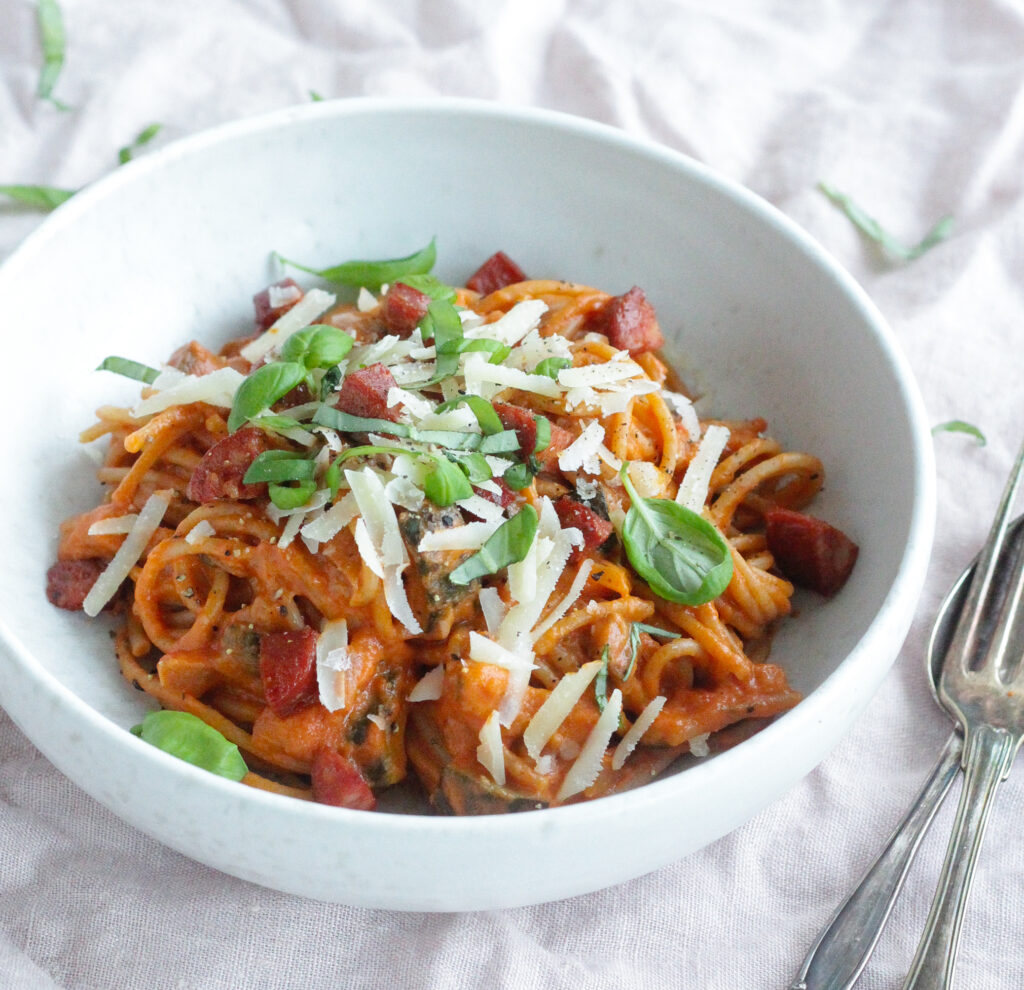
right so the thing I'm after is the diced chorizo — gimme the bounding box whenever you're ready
[381,282,430,337]
[592,286,665,355]
[474,479,517,509]
[492,402,540,455]
[253,278,303,331]
[554,496,614,555]
[465,251,527,294]
[311,748,377,810]
[46,558,105,611]
[334,363,401,422]
[187,427,272,504]
[259,626,319,718]
[537,423,575,471]
[167,340,227,377]
[765,507,859,597]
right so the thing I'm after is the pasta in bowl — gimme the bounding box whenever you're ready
[47,241,857,815]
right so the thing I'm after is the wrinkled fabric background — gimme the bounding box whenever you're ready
[2,1,1024,987]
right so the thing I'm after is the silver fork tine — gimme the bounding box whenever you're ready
[943,437,1024,681]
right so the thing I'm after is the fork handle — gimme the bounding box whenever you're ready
[788,732,962,990]
[902,723,1018,989]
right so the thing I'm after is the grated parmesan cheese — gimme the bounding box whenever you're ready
[408,665,445,702]
[476,710,506,786]
[558,422,606,475]
[523,659,603,761]
[315,619,350,712]
[417,520,501,553]
[240,288,337,363]
[531,558,594,643]
[83,491,170,617]
[87,515,138,536]
[478,587,508,636]
[556,688,623,802]
[675,423,730,512]
[611,696,666,770]
[184,519,216,545]
[132,366,245,418]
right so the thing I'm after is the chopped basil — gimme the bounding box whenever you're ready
[96,355,160,385]
[319,365,343,401]
[118,122,162,165]
[534,357,570,380]
[446,450,493,485]
[533,415,551,453]
[449,504,539,586]
[268,480,317,509]
[36,0,69,110]
[312,404,412,437]
[477,430,520,455]
[228,361,307,433]
[130,710,248,782]
[625,622,681,680]
[309,90,324,101]
[249,414,308,433]
[595,645,610,713]
[242,450,317,484]
[396,273,457,302]
[277,238,436,289]
[0,183,75,209]
[502,461,536,491]
[819,182,953,262]
[932,419,986,446]
[619,462,733,606]
[281,324,355,369]
[423,455,474,506]
[434,394,503,435]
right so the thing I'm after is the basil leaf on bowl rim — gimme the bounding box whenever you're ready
[130,710,248,782]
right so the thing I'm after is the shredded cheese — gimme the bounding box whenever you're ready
[184,519,215,545]
[240,288,337,363]
[611,696,666,770]
[83,491,170,617]
[531,558,594,643]
[558,422,606,475]
[132,366,245,418]
[315,619,350,712]
[87,515,138,536]
[523,659,603,761]
[557,688,623,802]
[675,423,730,512]
[476,710,506,786]
[408,665,445,702]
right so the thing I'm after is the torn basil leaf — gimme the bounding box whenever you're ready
[96,355,160,385]
[449,505,539,586]
[131,710,248,782]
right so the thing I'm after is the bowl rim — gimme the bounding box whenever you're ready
[0,96,936,841]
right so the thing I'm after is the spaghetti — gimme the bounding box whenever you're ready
[46,245,858,814]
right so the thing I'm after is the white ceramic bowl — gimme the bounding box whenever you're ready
[0,99,935,910]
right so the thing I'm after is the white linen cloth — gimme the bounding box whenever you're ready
[2,1,1024,987]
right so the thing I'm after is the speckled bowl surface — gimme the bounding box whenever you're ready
[0,99,934,910]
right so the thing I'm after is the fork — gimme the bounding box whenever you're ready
[902,437,1024,989]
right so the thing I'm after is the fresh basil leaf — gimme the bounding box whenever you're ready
[118,122,162,165]
[96,355,160,385]
[319,365,343,401]
[249,414,307,433]
[533,415,551,453]
[595,645,610,713]
[309,90,324,101]
[932,419,986,446]
[619,463,733,605]
[534,357,571,380]
[0,183,75,209]
[434,394,503,435]
[281,324,354,369]
[424,455,474,507]
[449,504,539,586]
[478,430,520,455]
[502,461,535,491]
[277,238,436,289]
[36,0,69,109]
[396,273,457,302]
[242,450,316,484]
[312,404,411,437]
[819,182,953,262]
[625,622,681,681]
[228,361,306,433]
[447,450,492,485]
[130,710,248,781]
[268,480,317,509]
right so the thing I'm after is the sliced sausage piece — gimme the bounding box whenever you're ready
[465,251,527,294]
[253,278,303,331]
[765,507,859,597]
[492,402,542,455]
[167,341,227,377]
[311,748,377,810]
[333,363,401,422]
[554,496,614,555]
[46,558,105,611]
[592,286,665,355]
[381,282,430,337]
[187,427,272,504]
[474,478,517,509]
[260,626,319,718]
